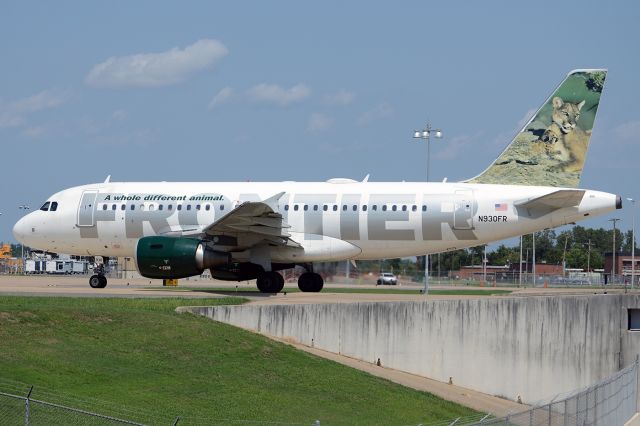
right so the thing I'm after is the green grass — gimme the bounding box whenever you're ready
[0,296,477,425]
[146,286,513,296]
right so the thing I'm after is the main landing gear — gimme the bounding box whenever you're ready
[256,271,285,293]
[255,270,324,293]
[89,262,107,289]
[297,272,323,292]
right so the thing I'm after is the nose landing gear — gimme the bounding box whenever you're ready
[89,262,107,288]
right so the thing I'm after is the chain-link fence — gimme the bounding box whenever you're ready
[466,358,639,426]
[0,389,144,425]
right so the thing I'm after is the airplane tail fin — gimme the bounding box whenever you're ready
[467,69,607,188]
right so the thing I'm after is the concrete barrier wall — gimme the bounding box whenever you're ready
[184,295,640,403]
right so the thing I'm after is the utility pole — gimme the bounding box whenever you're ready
[532,233,536,286]
[584,239,595,284]
[609,218,621,284]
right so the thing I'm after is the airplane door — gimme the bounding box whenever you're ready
[453,190,474,230]
[77,191,98,227]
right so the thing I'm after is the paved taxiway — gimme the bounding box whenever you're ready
[0,274,622,301]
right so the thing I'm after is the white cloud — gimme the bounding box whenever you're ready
[85,39,228,88]
[208,87,234,109]
[307,113,333,132]
[516,108,537,130]
[434,132,482,160]
[356,102,392,126]
[491,107,538,146]
[22,126,46,138]
[324,90,355,106]
[0,89,70,129]
[613,120,640,140]
[246,83,310,106]
[111,110,128,123]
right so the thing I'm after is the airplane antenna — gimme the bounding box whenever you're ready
[104,175,111,183]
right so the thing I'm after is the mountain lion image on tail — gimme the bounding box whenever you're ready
[541,96,588,172]
[468,69,606,188]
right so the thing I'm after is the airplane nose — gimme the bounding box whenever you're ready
[13,216,28,244]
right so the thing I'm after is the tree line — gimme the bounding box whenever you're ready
[354,225,636,275]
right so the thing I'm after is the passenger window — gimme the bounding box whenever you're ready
[187,205,191,211]
[422,205,427,211]
[149,204,155,211]
[121,204,125,211]
[313,205,318,211]
[196,204,200,211]
[50,202,58,212]
[220,205,224,211]
[352,205,357,211]
[159,204,164,211]
[205,204,210,211]
[111,204,116,211]
[130,205,135,210]
[285,205,289,211]
[178,205,182,211]
[102,204,107,211]
[362,205,367,211]
[412,205,417,212]
[402,205,407,211]
[323,205,328,211]
[392,205,397,211]
[168,204,173,210]
[342,205,347,211]
[382,205,387,211]
[373,205,377,211]
[304,205,308,211]
[40,202,51,211]
[294,205,299,211]
[140,204,145,211]
[333,205,338,211]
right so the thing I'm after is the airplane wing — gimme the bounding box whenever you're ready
[515,189,585,217]
[202,192,301,249]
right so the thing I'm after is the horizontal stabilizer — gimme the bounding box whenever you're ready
[515,189,585,212]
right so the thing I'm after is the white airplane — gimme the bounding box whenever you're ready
[13,69,621,292]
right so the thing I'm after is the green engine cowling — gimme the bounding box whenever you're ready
[135,236,229,279]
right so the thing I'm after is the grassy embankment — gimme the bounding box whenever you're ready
[0,296,478,425]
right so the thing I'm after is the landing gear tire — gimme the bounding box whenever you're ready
[89,275,107,289]
[298,272,324,292]
[256,271,285,293]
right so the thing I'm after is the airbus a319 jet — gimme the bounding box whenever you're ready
[13,69,621,292]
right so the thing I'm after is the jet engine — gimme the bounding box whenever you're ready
[135,236,229,279]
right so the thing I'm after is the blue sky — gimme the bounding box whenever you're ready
[1,1,639,243]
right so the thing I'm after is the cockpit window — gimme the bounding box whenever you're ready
[40,202,51,211]
[50,202,58,212]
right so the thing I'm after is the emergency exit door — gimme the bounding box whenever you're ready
[453,190,474,230]
[77,191,98,227]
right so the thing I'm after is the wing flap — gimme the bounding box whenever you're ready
[203,192,297,249]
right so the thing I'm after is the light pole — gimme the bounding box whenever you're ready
[18,204,30,274]
[519,235,523,287]
[628,198,636,289]
[609,218,621,284]
[413,123,443,295]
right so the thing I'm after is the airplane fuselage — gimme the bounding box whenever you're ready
[13,181,619,264]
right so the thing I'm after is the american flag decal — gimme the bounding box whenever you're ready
[494,203,508,211]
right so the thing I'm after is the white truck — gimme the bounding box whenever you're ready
[72,261,87,274]
[25,260,45,274]
[45,260,73,274]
